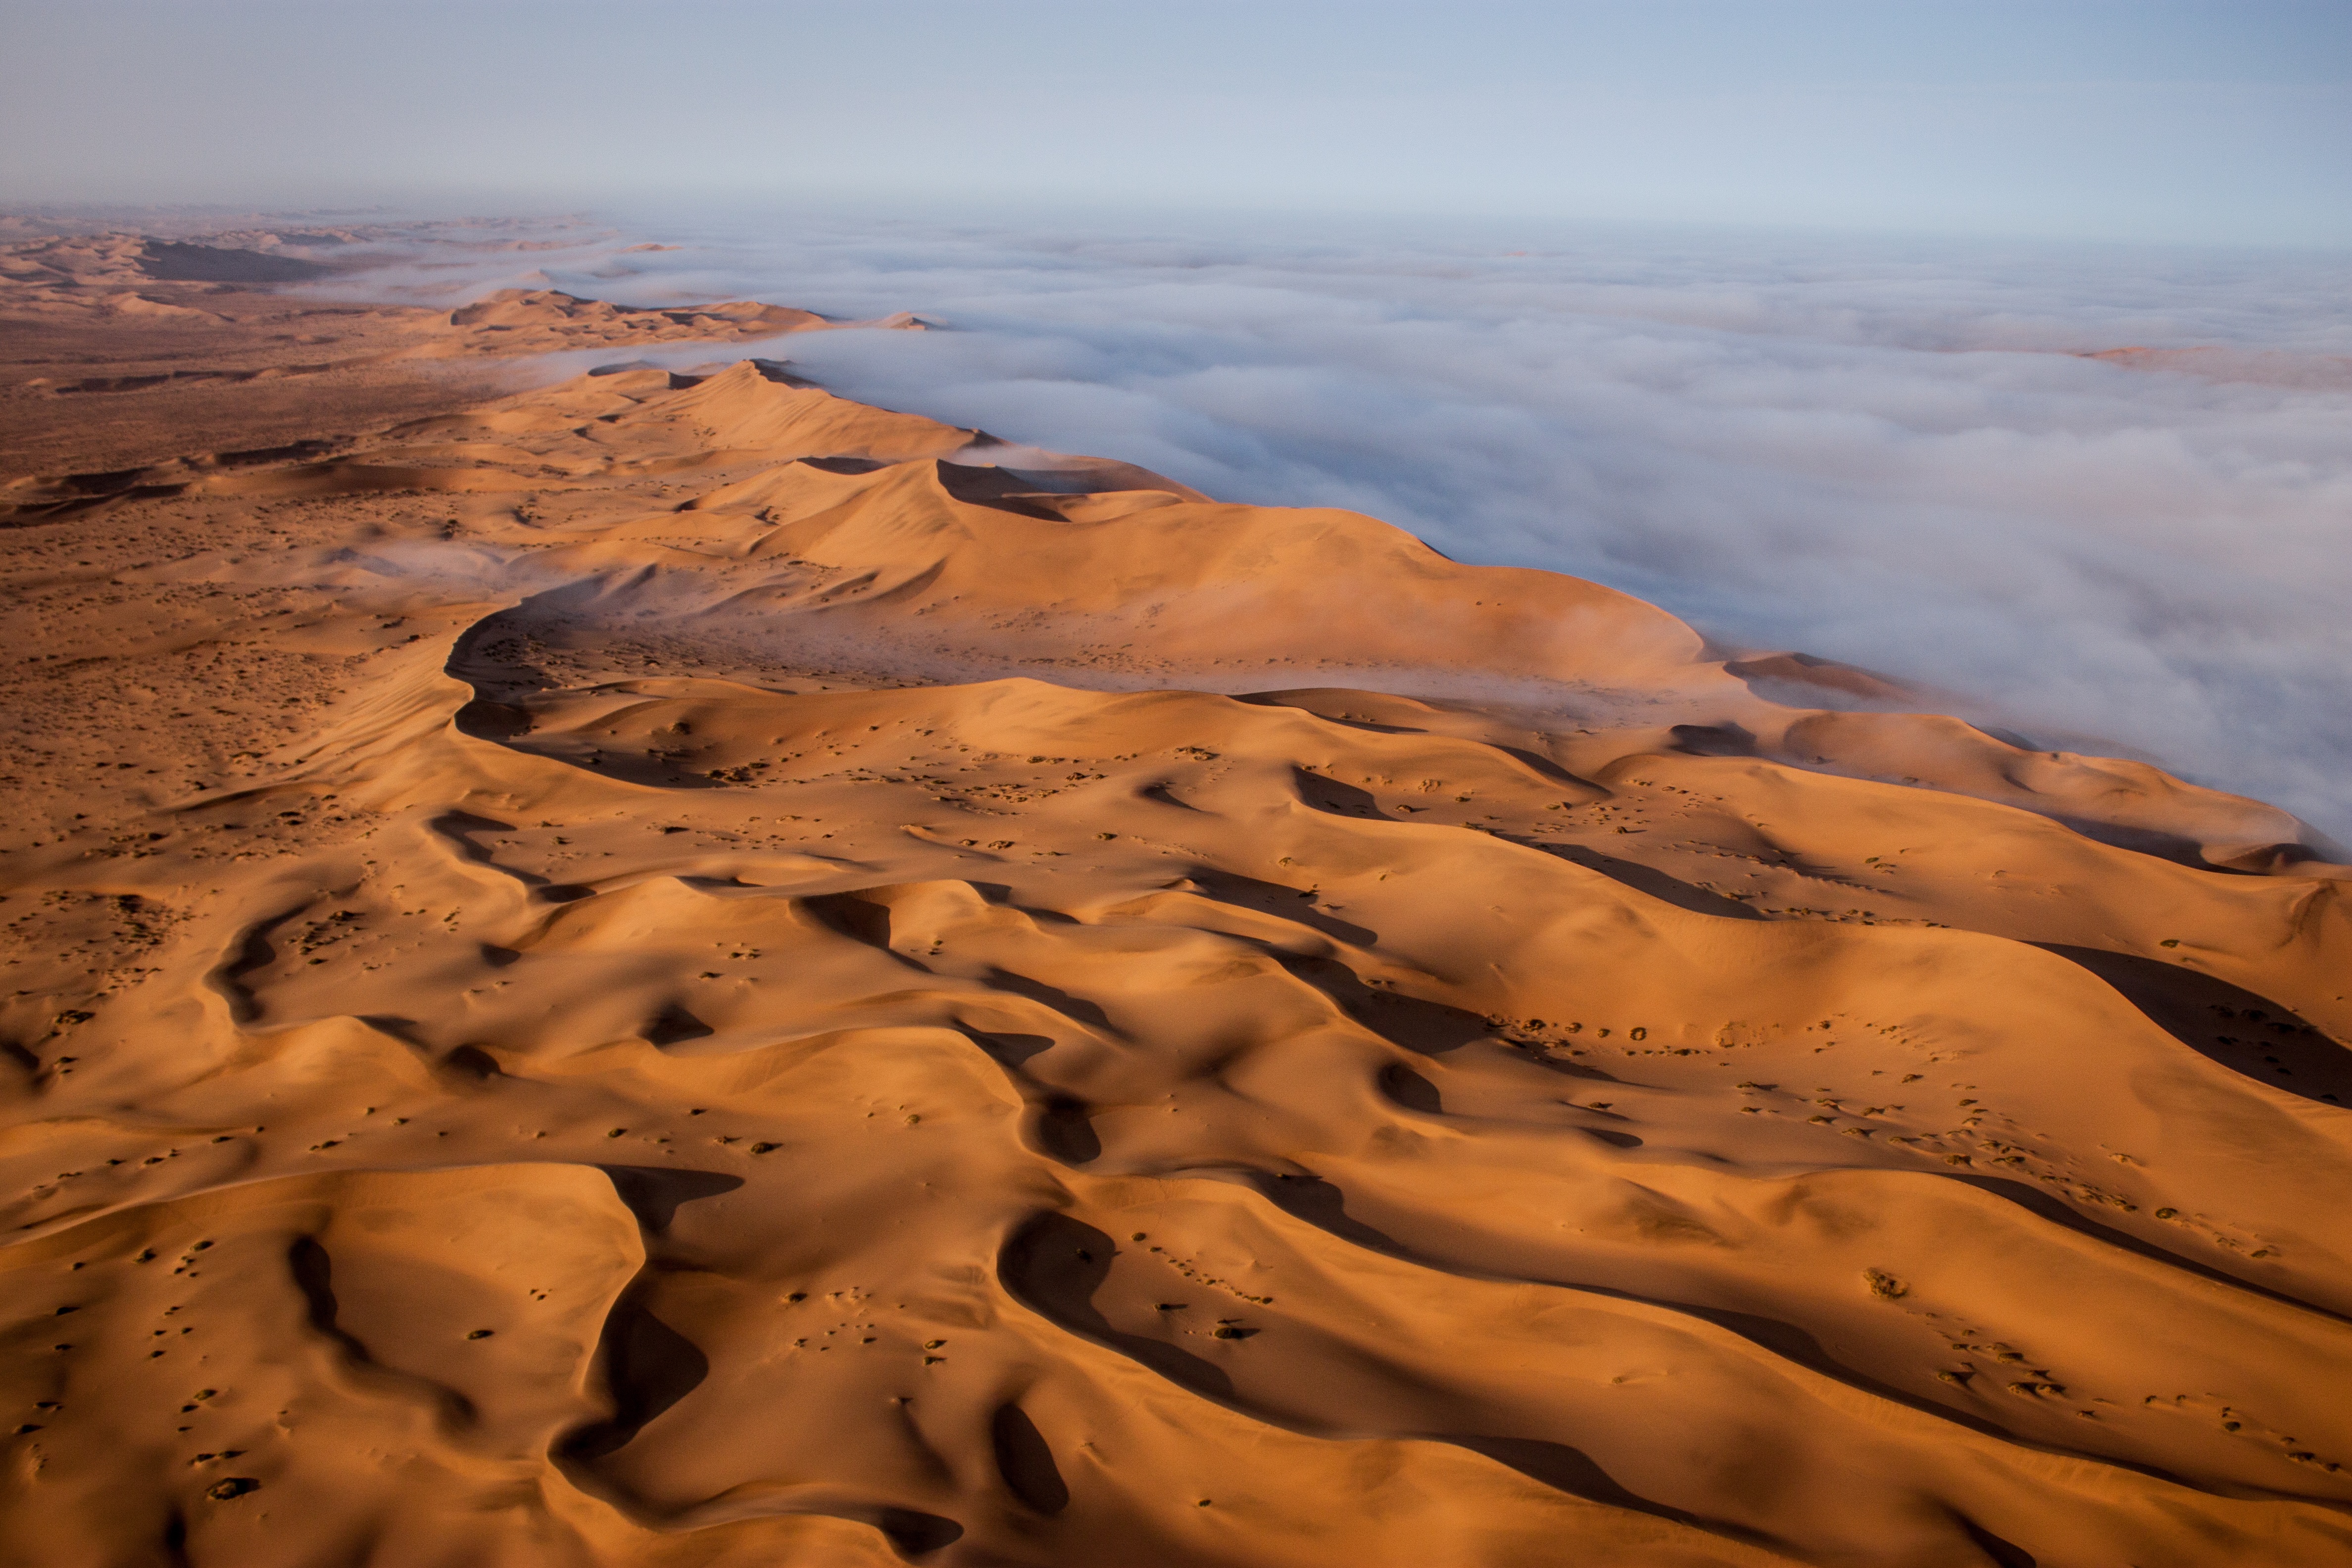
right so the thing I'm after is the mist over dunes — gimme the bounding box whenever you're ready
[251,211,2352,844]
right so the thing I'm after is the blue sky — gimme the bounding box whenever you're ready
[3,0,2347,243]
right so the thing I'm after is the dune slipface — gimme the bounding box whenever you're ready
[2,259,2350,1568]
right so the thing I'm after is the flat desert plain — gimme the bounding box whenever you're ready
[2,232,2349,1568]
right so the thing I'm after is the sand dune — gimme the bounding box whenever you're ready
[426,289,928,358]
[2,261,2350,1568]
[0,239,924,481]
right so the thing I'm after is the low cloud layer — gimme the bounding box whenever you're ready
[307,212,2352,842]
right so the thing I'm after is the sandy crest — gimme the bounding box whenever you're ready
[1,256,2350,1568]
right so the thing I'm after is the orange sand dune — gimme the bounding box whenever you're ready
[2,268,2350,1568]
[0,240,924,481]
[424,289,928,357]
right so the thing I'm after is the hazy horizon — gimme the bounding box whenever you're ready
[4,0,2348,246]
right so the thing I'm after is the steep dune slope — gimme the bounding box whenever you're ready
[1,317,2349,1568]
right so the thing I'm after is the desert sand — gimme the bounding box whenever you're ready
[2,234,2349,1568]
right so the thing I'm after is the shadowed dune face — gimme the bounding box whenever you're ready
[2,279,2352,1568]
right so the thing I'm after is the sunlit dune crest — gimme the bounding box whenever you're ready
[426,289,928,358]
[2,256,2350,1568]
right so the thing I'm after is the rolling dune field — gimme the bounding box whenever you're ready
[2,241,2349,1568]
